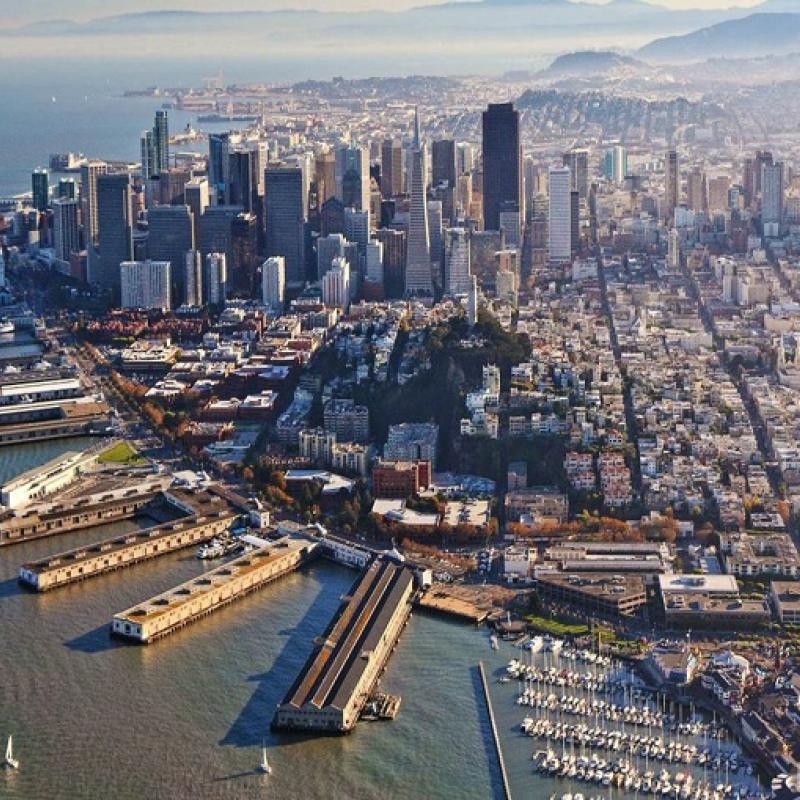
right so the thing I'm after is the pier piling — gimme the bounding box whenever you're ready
[478,660,512,800]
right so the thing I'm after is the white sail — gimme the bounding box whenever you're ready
[5,736,11,762]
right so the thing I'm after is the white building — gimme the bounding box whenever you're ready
[365,240,384,284]
[262,256,286,312]
[322,257,351,310]
[120,260,171,311]
[548,166,572,263]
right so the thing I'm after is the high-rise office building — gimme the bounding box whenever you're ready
[405,109,433,296]
[184,178,209,247]
[762,162,785,227]
[208,133,230,205]
[335,145,369,212]
[184,250,203,306]
[204,252,227,306]
[664,150,679,221]
[427,200,444,282]
[499,206,521,249]
[199,205,241,266]
[148,204,194,299]
[315,150,336,205]
[381,139,403,199]
[140,110,169,182]
[570,191,580,256]
[457,143,474,176]
[444,227,471,295]
[482,102,521,232]
[708,176,731,213]
[365,240,384,285]
[317,233,346,280]
[31,169,49,211]
[344,208,370,265]
[376,227,406,298]
[548,166,572,263]
[563,148,589,203]
[57,178,77,200]
[321,257,351,309]
[53,198,80,262]
[120,260,171,310]
[432,139,457,190]
[687,170,708,214]
[95,172,133,292]
[231,211,259,294]
[320,197,345,237]
[227,149,259,213]
[80,161,107,251]
[262,256,286,312]
[265,166,306,285]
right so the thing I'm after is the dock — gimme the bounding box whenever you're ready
[478,660,512,800]
[273,558,416,734]
[0,478,171,546]
[111,536,318,643]
[417,589,490,623]
[19,505,236,591]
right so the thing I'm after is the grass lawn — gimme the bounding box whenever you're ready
[98,441,146,465]
[525,615,589,637]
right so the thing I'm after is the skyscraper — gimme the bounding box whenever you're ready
[53,198,80,262]
[95,172,133,292]
[120,260,171,311]
[548,166,572,263]
[227,149,259,213]
[31,169,49,212]
[204,252,227,306]
[262,256,286,312]
[762,161,785,227]
[58,178,77,200]
[664,150,679,221]
[265,166,306,285]
[404,109,433,296]
[148,205,194,299]
[432,139,457,190]
[381,139,403,199]
[184,178,209,247]
[317,233,346,280]
[335,145,369,212]
[444,227,471,295]
[208,133,230,205]
[563,148,589,203]
[140,110,169,182]
[376,227,406,299]
[184,250,203,306]
[482,102,521,232]
[321,257,351,309]
[80,161,108,252]
[315,150,336,206]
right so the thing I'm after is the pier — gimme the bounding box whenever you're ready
[0,478,171,546]
[478,660,512,800]
[19,506,236,591]
[273,558,415,734]
[111,536,317,643]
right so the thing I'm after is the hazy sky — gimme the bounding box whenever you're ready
[4,0,764,25]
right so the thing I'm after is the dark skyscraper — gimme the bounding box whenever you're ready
[227,149,259,213]
[432,139,457,190]
[381,138,402,199]
[148,205,194,300]
[208,133,230,205]
[265,166,306,285]
[32,169,49,211]
[95,172,133,293]
[482,102,521,232]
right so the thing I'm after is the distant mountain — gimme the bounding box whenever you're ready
[536,50,645,78]
[638,12,800,63]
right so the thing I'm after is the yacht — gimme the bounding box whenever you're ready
[197,539,225,560]
[0,319,14,336]
[3,735,18,770]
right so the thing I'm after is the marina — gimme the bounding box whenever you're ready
[501,640,765,800]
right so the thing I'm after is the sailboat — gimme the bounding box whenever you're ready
[3,735,19,770]
[258,742,271,775]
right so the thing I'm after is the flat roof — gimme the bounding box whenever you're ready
[658,574,739,594]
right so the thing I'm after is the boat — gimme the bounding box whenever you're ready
[258,743,271,774]
[529,635,545,653]
[0,319,14,336]
[197,539,225,560]
[3,735,19,770]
